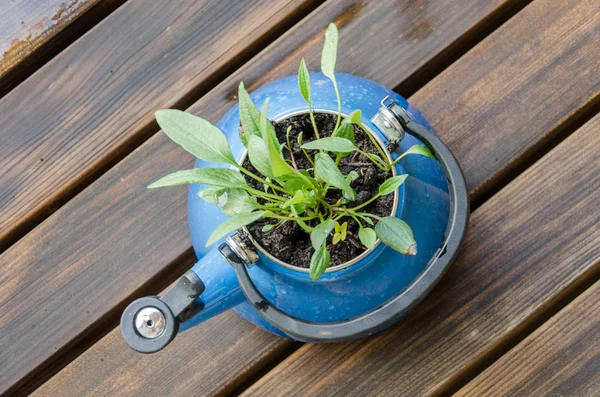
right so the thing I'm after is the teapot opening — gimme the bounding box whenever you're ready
[240,109,399,274]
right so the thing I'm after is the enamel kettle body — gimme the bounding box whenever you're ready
[121,74,469,353]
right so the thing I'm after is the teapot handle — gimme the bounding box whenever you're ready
[221,113,469,342]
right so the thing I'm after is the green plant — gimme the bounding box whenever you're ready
[149,23,434,280]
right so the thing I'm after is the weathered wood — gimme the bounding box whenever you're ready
[457,280,600,397]
[239,113,600,396]
[410,0,600,201]
[0,0,322,252]
[11,0,600,395]
[0,0,533,394]
[0,0,123,95]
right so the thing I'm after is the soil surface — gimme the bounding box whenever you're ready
[243,112,394,269]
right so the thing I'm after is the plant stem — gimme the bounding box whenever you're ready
[266,213,317,222]
[348,194,382,212]
[350,214,363,228]
[236,166,289,194]
[356,149,388,171]
[309,105,320,139]
[245,186,286,202]
[357,120,389,167]
[286,127,298,170]
[298,132,316,167]
[332,82,341,134]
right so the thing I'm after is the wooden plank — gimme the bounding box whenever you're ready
[12,0,600,395]
[0,0,123,94]
[239,116,600,396]
[0,0,321,251]
[0,0,532,394]
[456,280,600,397]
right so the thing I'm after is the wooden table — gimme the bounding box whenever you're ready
[1,0,598,396]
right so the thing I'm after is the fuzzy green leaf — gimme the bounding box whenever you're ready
[310,219,335,250]
[238,82,261,140]
[298,58,311,104]
[262,223,277,233]
[260,100,293,177]
[358,227,377,250]
[206,211,267,246]
[148,168,245,189]
[375,217,417,255]
[321,23,338,81]
[155,109,235,164]
[314,153,355,200]
[217,189,257,216]
[335,123,354,143]
[247,135,275,179]
[345,170,360,183]
[378,174,408,196]
[344,110,362,125]
[198,186,225,203]
[402,144,435,159]
[309,243,330,281]
[282,190,306,208]
[302,137,357,153]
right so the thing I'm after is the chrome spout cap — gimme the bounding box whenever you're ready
[120,270,205,353]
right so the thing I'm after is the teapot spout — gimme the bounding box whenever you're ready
[179,244,245,331]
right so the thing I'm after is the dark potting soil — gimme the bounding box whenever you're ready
[243,112,394,269]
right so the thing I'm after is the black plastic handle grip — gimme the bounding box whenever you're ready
[220,115,469,342]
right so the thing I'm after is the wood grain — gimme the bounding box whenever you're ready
[240,107,600,397]
[1,0,544,395]
[9,1,591,395]
[0,0,123,94]
[457,280,600,397]
[0,0,322,252]
[410,0,600,201]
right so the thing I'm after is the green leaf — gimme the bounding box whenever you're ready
[302,137,357,153]
[260,100,293,177]
[378,174,408,196]
[321,23,338,81]
[206,211,267,246]
[310,219,335,250]
[217,189,257,216]
[358,227,377,250]
[402,144,435,159]
[148,168,246,189]
[262,223,277,233]
[345,170,359,183]
[375,217,417,255]
[283,176,312,192]
[314,153,355,200]
[298,58,311,104]
[238,82,261,140]
[335,123,354,143]
[309,243,330,281]
[247,135,275,179]
[198,186,225,203]
[344,110,362,125]
[259,98,282,153]
[282,190,306,208]
[333,221,347,244]
[155,109,235,164]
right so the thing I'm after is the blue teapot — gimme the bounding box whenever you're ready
[120,74,469,353]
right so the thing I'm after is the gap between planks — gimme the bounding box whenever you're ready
[11,0,596,392]
[229,109,600,397]
[0,0,532,257]
[0,0,327,255]
[0,0,128,98]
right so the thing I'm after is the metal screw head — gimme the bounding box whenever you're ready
[135,307,166,339]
